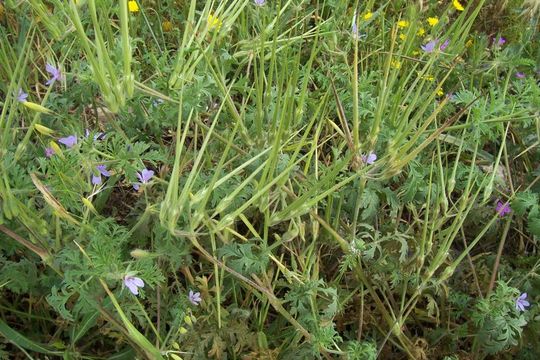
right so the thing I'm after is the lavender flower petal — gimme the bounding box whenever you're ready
[58,135,77,148]
[45,147,55,158]
[439,39,450,51]
[96,165,111,177]
[188,290,202,305]
[137,169,154,183]
[421,39,438,53]
[91,175,102,185]
[124,276,144,296]
[17,89,28,102]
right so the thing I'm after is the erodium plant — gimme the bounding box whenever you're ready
[0,0,538,359]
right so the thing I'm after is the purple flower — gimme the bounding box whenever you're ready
[515,72,525,79]
[45,63,62,85]
[91,174,102,185]
[421,39,438,53]
[188,290,202,305]
[85,129,106,141]
[96,164,111,177]
[495,200,511,217]
[361,152,377,165]
[133,168,154,190]
[253,0,265,5]
[17,88,28,102]
[45,147,55,158]
[439,39,450,51]
[124,276,144,296]
[515,292,530,312]
[58,135,77,148]
[92,165,111,185]
[494,36,506,46]
[350,12,366,40]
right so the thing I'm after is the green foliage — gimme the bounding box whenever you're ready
[472,282,528,355]
[513,191,540,237]
[0,0,538,358]
[346,340,377,360]
[218,241,269,275]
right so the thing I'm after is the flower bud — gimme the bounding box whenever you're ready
[130,249,151,259]
[23,102,54,115]
[34,123,55,136]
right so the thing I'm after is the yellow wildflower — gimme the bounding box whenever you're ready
[128,0,139,13]
[162,20,173,32]
[208,13,222,31]
[397,20,409,28]
[399,33,407,41]
[423,74,435,81]
[465,39,473,47]
[391,60,401,69]
[453,0,464,11]
[436,88,444,96]
[417,28,426,36]
[363,12,373,20]
[427,17,439,26]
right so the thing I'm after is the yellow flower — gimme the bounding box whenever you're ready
[427,17,439,26]
[417,28,426,36]
[208,13,222,31]
[465,39,473,47]
[391,60,401,69]
[397,20,409,28]
[162,20,173,32]
[423,74,435,81]
[453,0,464,11]
[363,12,373,20]
[128,0,139,12]
[436,88,444,96]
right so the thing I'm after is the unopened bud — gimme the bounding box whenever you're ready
[24,102,54,115]
[130,249,151,259]
[34,123,55,136]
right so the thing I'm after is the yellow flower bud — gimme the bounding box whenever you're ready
[23,102,54,115]
[34,123,55,136]
[49,141,63,157]
[82,197,98,214]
